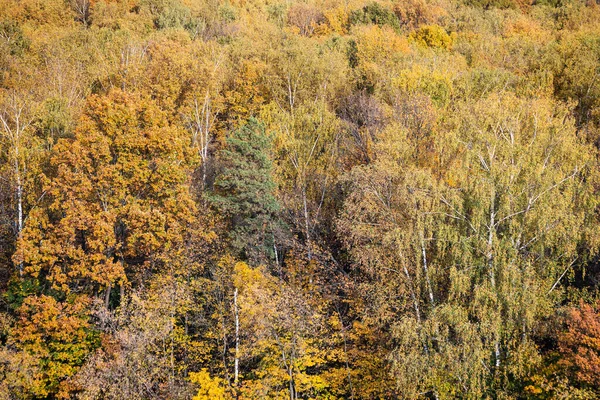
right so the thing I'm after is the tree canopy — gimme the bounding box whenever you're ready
[1,0,600,399]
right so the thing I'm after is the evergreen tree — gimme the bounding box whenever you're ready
[210,118,281,265]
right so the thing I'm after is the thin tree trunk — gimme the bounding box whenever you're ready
[420,233,434,305]
[494,341,501,368]
[278,340,295,400]
[170,279,176,391]
[302,187,312,261]
[233,287,240,387]
[487,192,496,288]
[488,192,501,368]
[336,307,355,400]
[0,95,32,276]
[400,248,427,355]
[16,174,23,275]
[16,170,22,234]
[288,364,295,400]
[399,247,421,323]
[404,264,421,324]
[274,240,283,278]
[14,142,23,275]
[104,283,112,308]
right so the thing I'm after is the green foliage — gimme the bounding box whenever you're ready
[551,30,600,128]
[347,38,359,68]
[218,3,237,23]
[349,2,401,32]
[394,66,454,107]
[5,277,40,310]
[210,118,281,265]
[154,2,192,30]
[0,20,30,55]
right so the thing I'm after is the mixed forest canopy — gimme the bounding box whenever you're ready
[1,0,600,398]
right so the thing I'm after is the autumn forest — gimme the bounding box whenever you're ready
[1,0,600,398]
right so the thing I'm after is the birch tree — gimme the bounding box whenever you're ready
[338,93,597,398]
[0,90,40,275]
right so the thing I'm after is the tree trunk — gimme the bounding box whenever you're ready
[233,287,240,388]
[420,233,434,305]
[104,283,112,308]
[302,187,312,261]
[487,192,496,288]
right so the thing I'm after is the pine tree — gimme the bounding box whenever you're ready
[210,118,281,265]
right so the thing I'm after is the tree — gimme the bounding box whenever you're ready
[338,93,596,397]
[181,40,228,192]
[559,300,600,392]
[3,0,600,397]
[75,276,196,399]
[8,294,98,398]
[15,88,196,298]
[6,88,198,398]
[210,118,281,265]
[0,89,42,276]
[437,93,595,394]
[190,369,230,400]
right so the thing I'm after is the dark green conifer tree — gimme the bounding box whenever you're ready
[210,118,282,265]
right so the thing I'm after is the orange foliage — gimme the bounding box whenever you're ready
[10,294,97,398]
[559,301,600,388]
[15,89,196,293]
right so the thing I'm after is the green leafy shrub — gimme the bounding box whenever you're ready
[349,2,401,32]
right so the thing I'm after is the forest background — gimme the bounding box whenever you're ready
[1,0,600,398]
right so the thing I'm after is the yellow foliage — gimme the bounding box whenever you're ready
[323,6,349,34]
[502,16,551,43]
[393,0,447,29]
[409,24,454,50]
[354,24,410,61]
[224,59,269,124]
[2,0,600,398]
[393,66,453,107]
[190,369,230,400]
